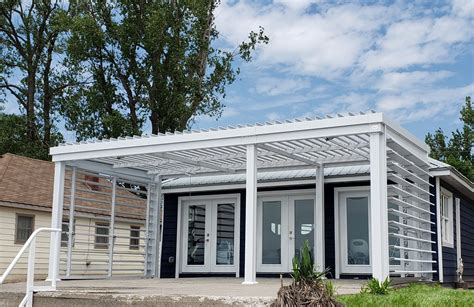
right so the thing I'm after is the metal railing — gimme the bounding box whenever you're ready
[0,227,61,307]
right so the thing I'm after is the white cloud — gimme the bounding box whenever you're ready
[376,83,474,121]
[266,111,281,121]
[376,70,453,93]
[255,77,311,96]
[214,1,473,127]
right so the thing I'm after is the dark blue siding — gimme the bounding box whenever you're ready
[460,198,474,282]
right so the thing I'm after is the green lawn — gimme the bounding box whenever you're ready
[337,284,474,307]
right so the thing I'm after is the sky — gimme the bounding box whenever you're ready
[2,0,473,142]
[193,0,474,140]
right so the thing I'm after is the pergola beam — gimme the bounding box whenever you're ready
[258,143,317,165]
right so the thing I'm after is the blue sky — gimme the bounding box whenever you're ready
[193,0,474,140]
[2,0,473,142]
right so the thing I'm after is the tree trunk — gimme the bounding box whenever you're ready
[26,69,37,141]
[42,39,55,147]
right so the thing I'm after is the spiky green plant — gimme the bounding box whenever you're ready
[361,277,391,295]
[291,240,326,282]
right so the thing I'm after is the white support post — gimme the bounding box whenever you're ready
[47,162,66,283]
[315,164,325,272]
[435,177,443,283]
[369,130,390,281]
[154,175,162,278]
[243,144,258,285]
[66,167,77,277]
[108,177,117,277]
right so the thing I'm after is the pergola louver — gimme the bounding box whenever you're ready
[47,111,435,284]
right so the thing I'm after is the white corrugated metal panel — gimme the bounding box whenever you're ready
[162,165,370,188]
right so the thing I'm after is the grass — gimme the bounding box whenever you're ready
[337,283,474,307]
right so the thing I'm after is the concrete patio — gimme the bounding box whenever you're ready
[0,277,364,306]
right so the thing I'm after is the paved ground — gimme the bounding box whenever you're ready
[0,277,365,306]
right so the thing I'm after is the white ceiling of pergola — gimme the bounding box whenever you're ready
[51,111,430,179]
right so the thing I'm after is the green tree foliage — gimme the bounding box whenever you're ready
[61,0,268,140]
[0,0,72,157]
[0,112,62,160]
[425,96,474,181]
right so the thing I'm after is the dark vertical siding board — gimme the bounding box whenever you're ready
[438,179,474,283]
[459,186,474,282]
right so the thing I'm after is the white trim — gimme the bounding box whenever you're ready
[161,176,371,194]
[435,177,444,283]
[47,161,66,283]
[440,187,454,248]
[315,165,325,272]
[369,131,389,281]
[244,144,258,284]
[455,198,461,282]
[334,186,371,277]
[51,113,385,161]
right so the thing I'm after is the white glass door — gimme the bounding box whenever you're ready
[257,197,289,272]
[182,201,211,273]
[339,191,371,274]
[210,200,237,272]
[181,197,239,274]
[257,195,315,273]
[289,196,315,263]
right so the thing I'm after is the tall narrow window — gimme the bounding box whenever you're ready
[95,222,109,249]
[440,188,454,248]
[130,226,140,250]
[15,214,34,244]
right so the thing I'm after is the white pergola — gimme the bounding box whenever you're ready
[48,111,434,284]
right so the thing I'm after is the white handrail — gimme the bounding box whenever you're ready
[0,227,61,307]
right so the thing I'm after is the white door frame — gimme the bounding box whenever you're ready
[176,194,240,277]
[334,186,371,278]
[256,190,315,273]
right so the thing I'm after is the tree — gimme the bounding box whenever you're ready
[62,0,268,140]
[0,0,71,155]
[426,96,474,181]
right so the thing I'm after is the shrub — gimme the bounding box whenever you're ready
[361,278,391,295]
[271,240,343,306]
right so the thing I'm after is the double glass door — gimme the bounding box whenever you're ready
[257,195,315,272]
[181,198,238,273]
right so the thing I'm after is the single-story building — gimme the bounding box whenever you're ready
[0,153,148,282]
[40,112,473,285]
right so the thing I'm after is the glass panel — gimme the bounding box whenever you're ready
[388,202,400,265]
[262,201,282,264]
[346,197,370,265]
[216,203,235,265]
[294,199,314,260]
[187,205,206,265]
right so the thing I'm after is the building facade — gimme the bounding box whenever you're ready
[42,112,474,285]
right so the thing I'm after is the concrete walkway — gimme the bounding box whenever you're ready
[0,277,364,306]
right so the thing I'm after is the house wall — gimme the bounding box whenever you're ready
[0,206,145,282]
[160,181,371,279]
[438,179,474,283]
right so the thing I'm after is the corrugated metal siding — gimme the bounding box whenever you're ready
[162,166,370,189]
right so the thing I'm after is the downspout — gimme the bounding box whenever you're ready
[435,177,443,283]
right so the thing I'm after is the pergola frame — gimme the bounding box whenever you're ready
[48,111,434,284]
